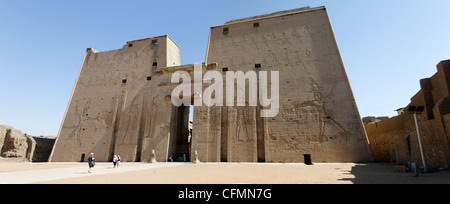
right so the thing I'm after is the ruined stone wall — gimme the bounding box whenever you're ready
[0,125,11,150]
[0,125,55,161]
[0,126,30,158]
[193,7,371,163]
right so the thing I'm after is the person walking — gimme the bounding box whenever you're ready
[117,155,121,168]
[113,155,118,168]
[88,153,96,173]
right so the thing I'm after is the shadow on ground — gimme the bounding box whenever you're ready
[339,163,450,184]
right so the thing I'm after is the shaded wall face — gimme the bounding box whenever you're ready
[193,8,371,163]
[50,36,181,162]
[445,114,450,145]
[31,137,56,162]
[365,114,412,164]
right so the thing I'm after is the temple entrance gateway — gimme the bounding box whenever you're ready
[50,7,372,164]
[168,105,191,162]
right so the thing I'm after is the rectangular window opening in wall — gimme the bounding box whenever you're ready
[128,43,133,47]
[222,67,229,72]
[147,76,152,81]
[223,27,229,35]
[255,64,262,69]
[151,40,158,45]
[152,62,158,67]
[122,79,127,84]
[253,22,260,27]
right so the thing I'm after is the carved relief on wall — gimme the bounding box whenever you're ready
[212,23,330,75]
[66,100,90,145]
[118,95,140,146]
[66,99,108,146]
[144,96,159,140]
[272,77,349,145]
[234,106,254,142]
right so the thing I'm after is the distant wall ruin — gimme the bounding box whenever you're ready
[0,125,55,162]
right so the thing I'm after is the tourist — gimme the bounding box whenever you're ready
[117,155,121,168]
[88,153,96,173]
[113,155,118,168]
[169,155,173,162]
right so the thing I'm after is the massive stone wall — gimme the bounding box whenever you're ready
[192,7,371,163]
[51,7,372,163]
[50,36,182,162]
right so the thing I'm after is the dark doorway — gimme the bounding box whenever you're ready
[169,105,191,162]
[80,154,86,162]
[303,154,312,165]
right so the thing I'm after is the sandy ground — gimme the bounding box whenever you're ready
[0,158,87,172]
[38,163,357,184]
[1,159,450,184]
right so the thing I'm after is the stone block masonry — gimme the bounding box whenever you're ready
[365,60,450,171]
[50,6,372,163]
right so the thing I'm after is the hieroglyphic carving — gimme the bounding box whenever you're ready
[118,96,140,145]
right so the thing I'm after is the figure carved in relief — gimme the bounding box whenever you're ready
[235,107,249,142]
[67,100,93,145]
[298,78,349,142]
[234,99,252,142]
[144,96,159,139]
[304,25,313,38]
[119,96,140,145]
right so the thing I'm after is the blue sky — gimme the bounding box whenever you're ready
[0,0,449,136]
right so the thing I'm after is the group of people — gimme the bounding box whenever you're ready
[87,153,122,173]
[168,154,189,162]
